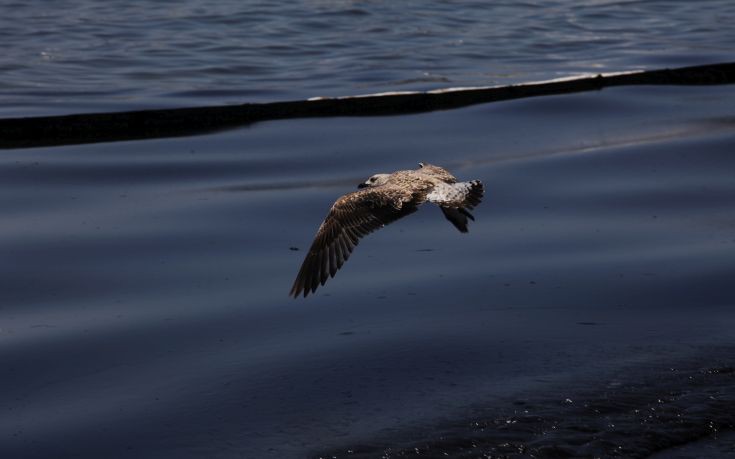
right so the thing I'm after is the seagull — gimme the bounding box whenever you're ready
[290,163,484,298]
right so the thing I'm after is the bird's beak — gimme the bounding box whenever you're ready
[357,182,368,189]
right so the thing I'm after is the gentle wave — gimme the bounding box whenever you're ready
[2,0,734,116]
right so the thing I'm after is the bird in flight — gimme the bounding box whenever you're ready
[290,163,484,298]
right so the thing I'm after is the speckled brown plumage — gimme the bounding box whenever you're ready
[290,163,484,298]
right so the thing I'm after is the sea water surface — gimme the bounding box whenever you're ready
[1,0,734,116]
[2,1,735,458]
[3,86,735,457]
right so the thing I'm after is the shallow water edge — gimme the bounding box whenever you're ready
[1,62,733,149]
[315,344,735,458]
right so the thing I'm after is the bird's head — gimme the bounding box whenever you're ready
[358,173,390,188]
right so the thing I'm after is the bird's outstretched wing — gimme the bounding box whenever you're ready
[418,162,457,183]
[290,186,418,298]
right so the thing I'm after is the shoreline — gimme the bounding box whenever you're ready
[315,345,735,458]
[1,62,733,149]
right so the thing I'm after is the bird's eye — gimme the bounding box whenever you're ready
[369,177,375,182]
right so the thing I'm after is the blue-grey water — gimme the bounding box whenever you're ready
[2,1,735,458]
[2,0,734,116]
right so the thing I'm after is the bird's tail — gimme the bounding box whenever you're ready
[440,180,484,233]
[461,180,484,209]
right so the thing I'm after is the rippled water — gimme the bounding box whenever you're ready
[2,1,735,458]
[2,0,734,116]
[3,85,735,457]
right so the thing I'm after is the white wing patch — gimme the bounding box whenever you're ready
[426,181,474,204]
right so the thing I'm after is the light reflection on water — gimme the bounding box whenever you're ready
[1,85,735,457]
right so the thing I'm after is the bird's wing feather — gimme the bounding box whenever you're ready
[440,206,474,233]
[290,186,419,298]
[418,163,457,183]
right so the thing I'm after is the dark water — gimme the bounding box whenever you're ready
[3,85,735,457]
[3,1,735,458]
[2,0,734,116]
